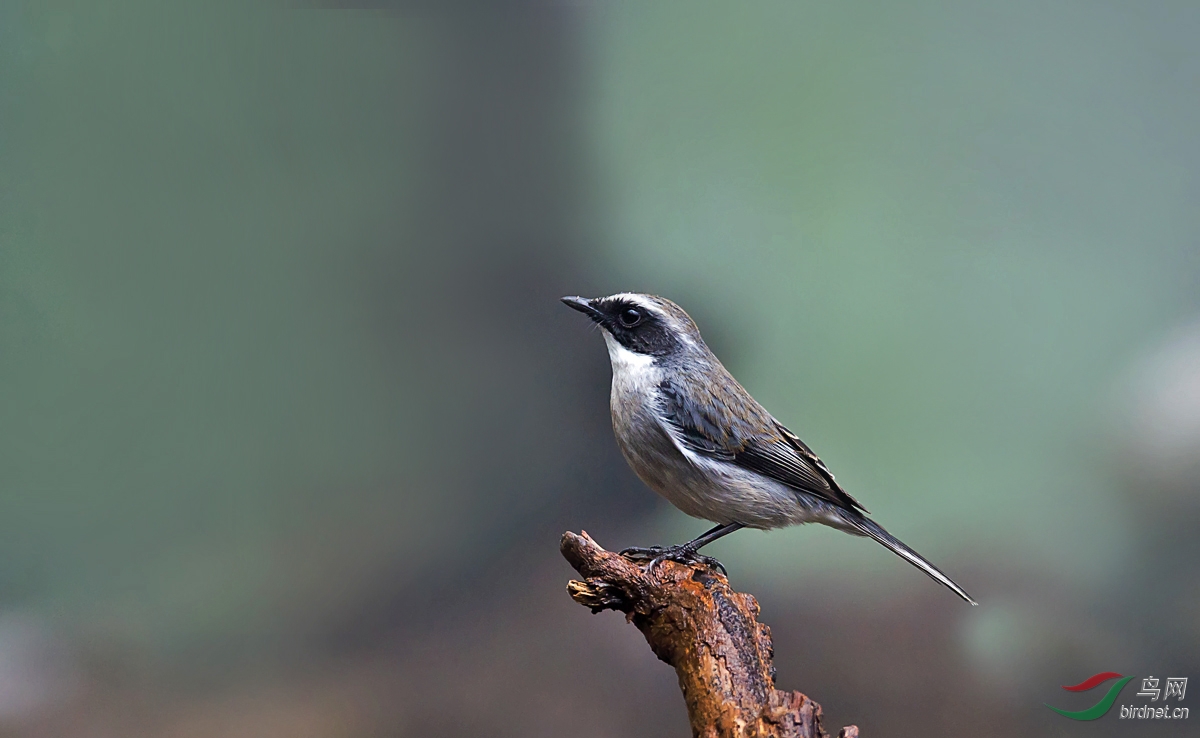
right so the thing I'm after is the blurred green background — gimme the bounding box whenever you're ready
[2,1,1198,736]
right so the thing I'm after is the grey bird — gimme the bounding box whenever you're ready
[562,292,977,605]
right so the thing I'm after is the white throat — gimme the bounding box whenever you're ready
[602,330,659,391]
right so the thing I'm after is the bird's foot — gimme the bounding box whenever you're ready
[619,545,727,576]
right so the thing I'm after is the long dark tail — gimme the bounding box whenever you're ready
[841,512,977,606]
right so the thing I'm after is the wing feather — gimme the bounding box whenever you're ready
[657,378,866,513]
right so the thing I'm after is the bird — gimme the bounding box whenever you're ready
[562,292,977,605]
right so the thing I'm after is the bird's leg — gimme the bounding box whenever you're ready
[684,522,746,550]
[620,523,745,575]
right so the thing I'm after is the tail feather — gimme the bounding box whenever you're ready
[843,513,978,606]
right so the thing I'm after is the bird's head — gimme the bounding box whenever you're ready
[561,293,704,359]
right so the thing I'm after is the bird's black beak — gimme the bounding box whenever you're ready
[561,295,604,322]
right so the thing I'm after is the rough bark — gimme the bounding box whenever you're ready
[561,531,860,738]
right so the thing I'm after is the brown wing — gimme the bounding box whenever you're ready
[658,378,867,513]
[758,421,868,514]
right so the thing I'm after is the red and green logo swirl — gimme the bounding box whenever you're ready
[1045,672,1133,720]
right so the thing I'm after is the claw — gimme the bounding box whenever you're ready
[619,546,665,561]
[620,544,727,576]
[691,553,728,576]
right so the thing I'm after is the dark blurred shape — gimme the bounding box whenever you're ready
[326,0,658,644]
[1112,320,1200,679]
[3,2,659,734]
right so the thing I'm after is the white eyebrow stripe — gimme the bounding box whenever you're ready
[607,292,659,312]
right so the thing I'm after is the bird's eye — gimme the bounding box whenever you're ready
[618,308,642,327]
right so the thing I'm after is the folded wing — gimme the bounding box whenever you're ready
[657,379,866,514]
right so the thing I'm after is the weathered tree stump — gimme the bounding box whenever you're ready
[562,531,859,738]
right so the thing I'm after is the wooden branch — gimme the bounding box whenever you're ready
[561,531,859,738]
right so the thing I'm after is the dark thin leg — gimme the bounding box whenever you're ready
[620,522,746,575]
[685,522,745,551]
